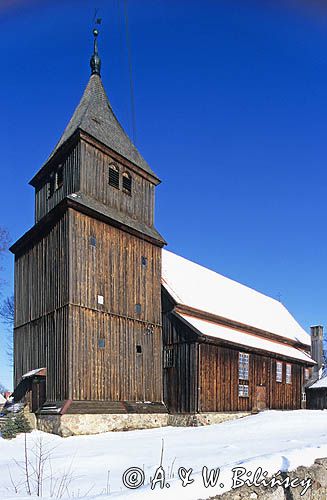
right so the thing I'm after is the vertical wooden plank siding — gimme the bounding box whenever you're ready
[14,212,70,401]
[198,343,302,412]
[34,143,81,223]
[162,293,198,413]
[162,302,304,414]
[69,209,163,402]
[80,141,155,227]
[14,308,69,401]
[306,389,327,409]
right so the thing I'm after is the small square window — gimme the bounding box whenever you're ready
[238,384,249,398]
[135,303,142,314]
[98,338,105,349]
[141,256,148,267]
[98,295,104,305]
[136,345,142,354]
[90,236,96,247]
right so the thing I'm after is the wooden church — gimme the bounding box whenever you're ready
[10,30,315,434]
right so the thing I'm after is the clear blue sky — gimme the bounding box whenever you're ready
[1,0,327,389]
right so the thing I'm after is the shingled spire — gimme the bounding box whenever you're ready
[31,26,158,184]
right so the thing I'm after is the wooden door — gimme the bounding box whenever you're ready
[32,377,46,413]
[256,385,267,411]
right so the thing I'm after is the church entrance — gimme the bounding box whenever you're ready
[255,385,267,411]
[31,377,47,413]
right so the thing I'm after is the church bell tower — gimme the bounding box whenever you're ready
[11,29,166,430]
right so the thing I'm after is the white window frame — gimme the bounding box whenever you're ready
[238,384,249,398]
[286,364,292,384]
[239,352,249,380]
[276,361,283,383]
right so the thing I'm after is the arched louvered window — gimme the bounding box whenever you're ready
[122,172,132,195]
[109,164,120,189]
[56,165,63,190]
[47,173,56,199]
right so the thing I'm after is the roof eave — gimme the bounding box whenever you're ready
[174,311,315,366]
[161,291,311,351]
[29,130,81,187]
[29,128,161,188]
[10,195,166,256]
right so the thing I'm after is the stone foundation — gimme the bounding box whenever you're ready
[23,406,37,430]
[209,458,327,499]
[167,412,250,427]
[37,411,250,437]
[37,413,169,437]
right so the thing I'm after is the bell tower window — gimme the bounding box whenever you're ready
[56,165,63,190]
[47,174,55,199]
[122,172,132,195]
[109,164,120,189]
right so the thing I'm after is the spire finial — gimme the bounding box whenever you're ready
[90,26,101,76]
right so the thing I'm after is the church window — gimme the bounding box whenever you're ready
[141,256,147,267]
[136,345,142,354]
[276,361,283,383]
[238,384,249,398]
[90,235,96,247]
[286,364,292,384]
[56,165,63,189]
[304,368,310,381]
[109,164,120,189]
[122,172,132,195]
[135,303,142,314]
[164,347,174,368]
[98,338,105,349]
[239,352,249,380]
[97,295,104,305]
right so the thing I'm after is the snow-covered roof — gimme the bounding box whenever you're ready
[309,369,327,389]
[22,367,47,379]
[162,249,310,347]
[177,313,314,364]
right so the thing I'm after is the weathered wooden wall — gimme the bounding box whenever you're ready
[14,308,70,402]
[69,209,163,402]
[34,144,81,223]
[199,343,302,412]
[14,206,163,406]
[80,140,155,227]
[162,291,199,413]
[14,212,70,401]
[306,388,327,410]
[162,301,304,413]
[34,139,156,228]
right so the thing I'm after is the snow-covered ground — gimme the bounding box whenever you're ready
[0,410,327,500]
